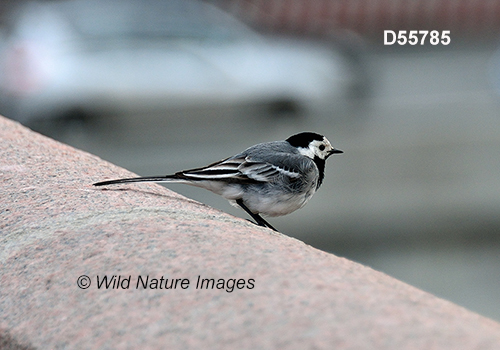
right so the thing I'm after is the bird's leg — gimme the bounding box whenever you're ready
[236,199,278,232]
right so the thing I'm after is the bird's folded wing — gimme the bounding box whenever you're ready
[238,157,301,182]
[178,156,301,183]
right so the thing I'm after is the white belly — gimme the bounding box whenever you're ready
[187,180,317,217]
[232,189,316,217]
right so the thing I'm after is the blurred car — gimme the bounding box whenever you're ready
[0,0,356,124]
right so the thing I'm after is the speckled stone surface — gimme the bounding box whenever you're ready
[1,115,500,349]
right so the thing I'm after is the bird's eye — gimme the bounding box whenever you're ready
[319,145,326,151]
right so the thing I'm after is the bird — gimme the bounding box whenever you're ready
[93,132,343,232]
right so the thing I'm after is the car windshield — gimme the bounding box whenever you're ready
[58,0,252,41]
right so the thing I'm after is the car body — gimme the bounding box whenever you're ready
[0,0,355,123]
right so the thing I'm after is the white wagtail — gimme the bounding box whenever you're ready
[93,132,342,231]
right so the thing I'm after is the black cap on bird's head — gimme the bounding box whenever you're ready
[286,132,324,148]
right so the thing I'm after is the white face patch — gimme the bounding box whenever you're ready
[297,137,334,160]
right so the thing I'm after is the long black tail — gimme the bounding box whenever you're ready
[93,175,179,187]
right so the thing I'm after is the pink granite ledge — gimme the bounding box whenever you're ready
[1,115,500,349]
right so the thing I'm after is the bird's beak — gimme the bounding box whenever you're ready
[328,148,343,157]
